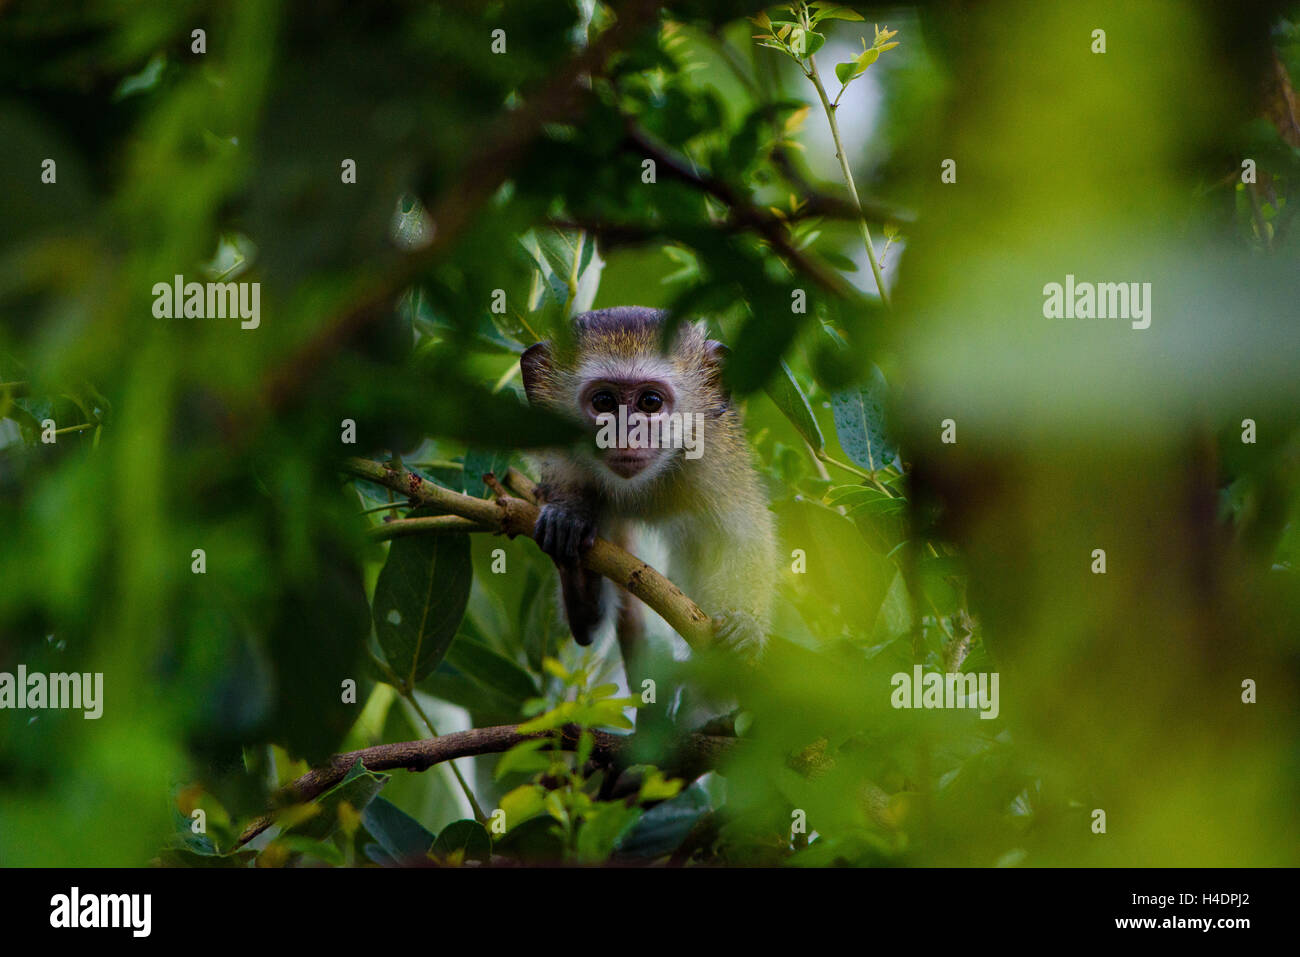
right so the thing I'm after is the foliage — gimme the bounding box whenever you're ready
[1,0,1299,869]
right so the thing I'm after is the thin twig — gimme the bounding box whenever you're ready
[804,53,891,307]
[401,691,488,824]
[366,515,487,541]
[624,125,862,301]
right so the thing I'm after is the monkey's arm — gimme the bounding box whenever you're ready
[533,480,606,646]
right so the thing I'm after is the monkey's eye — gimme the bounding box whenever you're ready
[591,391,618,414]
[637,391,664,413]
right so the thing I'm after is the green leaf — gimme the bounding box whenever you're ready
[373,514,473,685]
[764,361,825,453]
[637,769,683,802]
[835,61,860,84]
[274,835,346,866]
[495,739,554,779]
[363,844,397,866]
[869,571,914,645]
[519,230,573,307]
[291,760,389,841]
[818,248,859,272]
[920,554,965,617]
[518,700,579,733]
[535,228,580,279]
[820,7,866,21]
[445,635,540,704]
[825,484,905,516]
[855,47,880,70]
[785,27,826,58]
[156,847,254,868]
[492,815,563,863]
[461,448,511,497]
[830,365,896,472]
[362,796,436,863]
[498,783,548,826]
[615,785,711,860]
[432,819,492,864]
[576,803,642,864]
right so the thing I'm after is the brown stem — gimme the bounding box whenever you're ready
[366,515,487,540]
[623,125,862,300]
[344,457,715,649]
[503,467,540,504]
[236,724,739,846]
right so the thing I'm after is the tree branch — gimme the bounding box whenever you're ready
[236,723,739,847]
[547,185,907,245]
[367,515,488,540]
[624,125,862,300]
[344,457,716,649]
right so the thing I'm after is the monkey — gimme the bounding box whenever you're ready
[519,306,777,664]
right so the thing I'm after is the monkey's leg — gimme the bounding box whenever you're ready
[615,588,645,679]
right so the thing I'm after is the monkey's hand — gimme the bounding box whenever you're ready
[711,609,766,664]
[534,502,598,565]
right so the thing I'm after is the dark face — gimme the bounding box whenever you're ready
[580,379,676,479]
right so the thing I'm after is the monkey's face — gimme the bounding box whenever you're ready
[519,321,718,495]
[581,378,678,481]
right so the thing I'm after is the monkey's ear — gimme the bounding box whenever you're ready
[704,340,731,406]
[520,341,552,404]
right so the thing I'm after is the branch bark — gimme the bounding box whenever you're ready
[344,457,715,649]
[236,723,739,847]
[624,125,862,300]
[366,515,488,540]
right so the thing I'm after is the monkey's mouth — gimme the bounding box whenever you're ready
[604,451,654,478]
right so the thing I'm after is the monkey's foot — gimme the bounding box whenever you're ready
[711,610,766,663]
[534,503,598,564]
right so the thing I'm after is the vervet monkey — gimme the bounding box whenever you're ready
[520,307,776,664]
